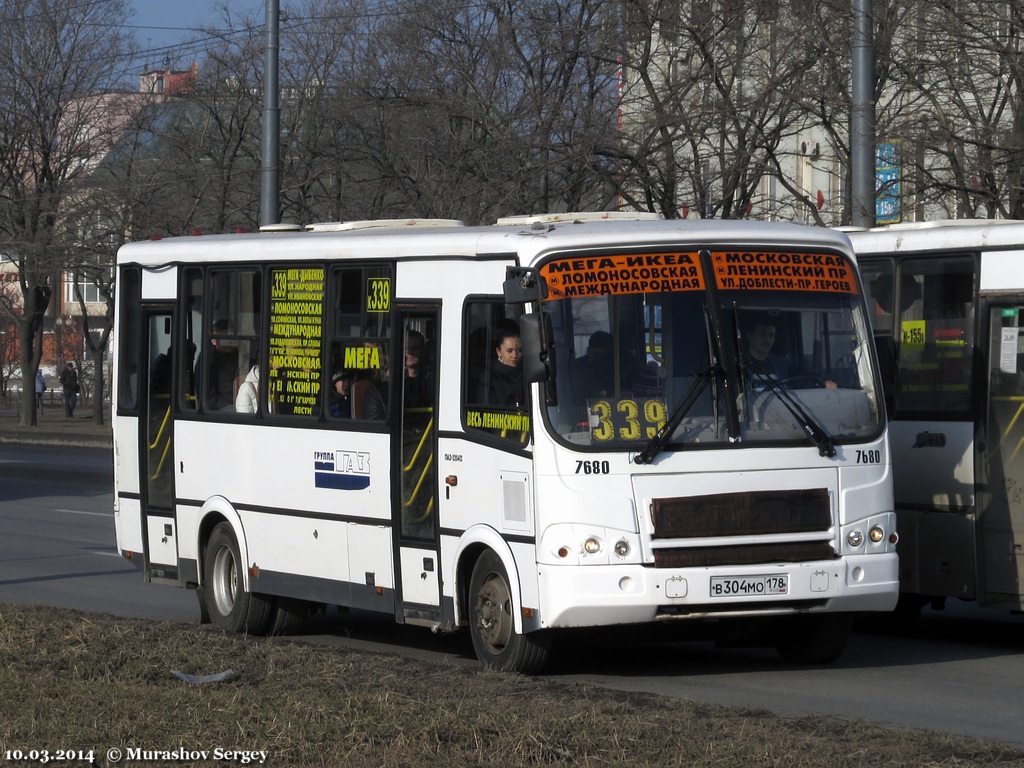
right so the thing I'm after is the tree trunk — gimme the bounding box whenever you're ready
[17,313,43,428]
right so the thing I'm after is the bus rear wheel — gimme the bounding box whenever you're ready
[203,522,272,635]
[267,596,308,636]
[468,550,551,674]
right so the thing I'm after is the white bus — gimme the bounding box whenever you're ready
[848,220,1024,615]
[113,214,898,672]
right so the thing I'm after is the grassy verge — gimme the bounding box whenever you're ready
[1,603,1022,767]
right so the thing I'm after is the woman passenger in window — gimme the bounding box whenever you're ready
[478,328,525,408]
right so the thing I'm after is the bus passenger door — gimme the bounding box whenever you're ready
[394,308,442,626]
[982,303,1024,608]
[139,309,179,582]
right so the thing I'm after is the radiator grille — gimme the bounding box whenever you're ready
[650,488,834,568]
[651,488,830,539]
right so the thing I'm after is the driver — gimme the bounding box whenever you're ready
[743,313,837,390]
[744,314,790,380]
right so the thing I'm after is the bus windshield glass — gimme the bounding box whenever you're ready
[539,248,882,450]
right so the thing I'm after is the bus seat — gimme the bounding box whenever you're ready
[351,378,371,419]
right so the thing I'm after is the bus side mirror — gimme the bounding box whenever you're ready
[520,312,556,387]
[503,267,547,304]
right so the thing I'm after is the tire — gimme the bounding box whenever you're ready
[893,593,930,620]
[203,522,272,635]
[775,613,853,664]
[196,585,211,624]
[267,597,309,636]
[468,550,551,673]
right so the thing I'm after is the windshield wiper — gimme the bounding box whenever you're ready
[634,366,715,465]
[746,368,836,457]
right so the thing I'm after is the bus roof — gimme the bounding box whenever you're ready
[844,219,1024,255]
[117,217,856,268]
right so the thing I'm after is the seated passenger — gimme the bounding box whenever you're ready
[477,329,525,408]
[402,330,433,408]
[329,369,352,418]
[359,344,389,420]
[234,363,260,414]
[569,330,616,400]
[204,319,240,411]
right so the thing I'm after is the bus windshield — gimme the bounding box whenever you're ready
[539,249,882,451]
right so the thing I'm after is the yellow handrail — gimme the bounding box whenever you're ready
[402,408,435,522]
[993,396,1024,461]
[148,399,171,450]
[148,402,173,481]
[402,413,434,472]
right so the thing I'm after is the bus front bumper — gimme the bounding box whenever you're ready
[535,553,899,628]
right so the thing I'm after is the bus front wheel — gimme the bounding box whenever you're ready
[468,550,551,674]
[775,613,853,664]
[203,522,272,635]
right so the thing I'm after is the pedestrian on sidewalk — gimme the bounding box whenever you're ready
[59,362,79,417]
[33,368,46,424]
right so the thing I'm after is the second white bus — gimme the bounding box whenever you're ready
[850,220,1024,615]
[113,214,898,672]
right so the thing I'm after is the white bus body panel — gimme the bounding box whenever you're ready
[888,420,974,511]
[112,416,144,554]
[173,420,394,592]
[980,249,1024,292]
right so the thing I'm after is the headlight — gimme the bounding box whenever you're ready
[847,530,864,547]
[583,537,601,554]
[869,526,884,543]
[614,539,631,557]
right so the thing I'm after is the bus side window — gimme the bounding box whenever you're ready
[181,267,203,411]
[117,267,142,411]
[326,266,392,422]
[462,300,528,443]
[894,256,974,413]
[327,342,388,421]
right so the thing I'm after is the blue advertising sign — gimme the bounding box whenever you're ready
[875,142,900,224]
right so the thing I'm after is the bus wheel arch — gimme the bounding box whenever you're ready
[202,520,273,634]
[458,539,552,674]
[453,527,523,631]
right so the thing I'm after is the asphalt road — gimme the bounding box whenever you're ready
[2,442,1023,748]
[0,442,198,623]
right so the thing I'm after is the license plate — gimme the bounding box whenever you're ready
[710,574,789,597]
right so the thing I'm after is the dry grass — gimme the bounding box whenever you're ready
[1,603,1022,767]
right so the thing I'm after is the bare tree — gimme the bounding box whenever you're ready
[0,0,134,425]
[104,10,266,239]
[617,0,832,220]
[0,273,19,397]
[272,0,618,224]
[877,0,1024,219]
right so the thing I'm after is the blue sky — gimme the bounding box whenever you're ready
[127,0,229,70]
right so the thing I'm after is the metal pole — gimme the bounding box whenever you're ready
[850,0,876,228]
[260,0,281,227]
